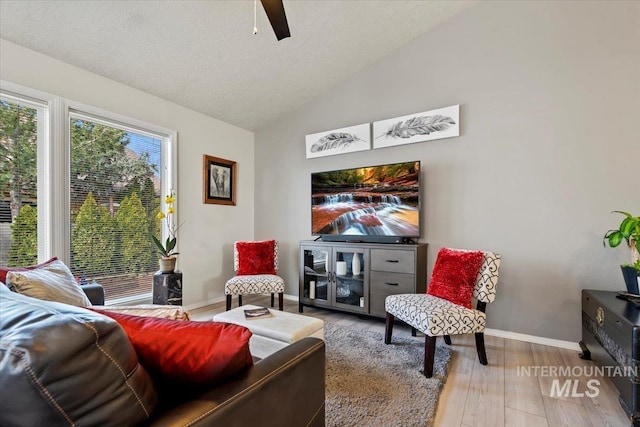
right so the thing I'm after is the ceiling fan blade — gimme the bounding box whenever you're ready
[260,0,291,41]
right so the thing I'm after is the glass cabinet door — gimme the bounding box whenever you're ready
[333,248,367,312]
[302,247,330,305]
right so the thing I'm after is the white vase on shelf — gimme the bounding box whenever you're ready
[309,280,316,299]
[336,261,347,276]
[352,254,361,276]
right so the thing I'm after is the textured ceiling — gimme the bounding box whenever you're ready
[0,0,475,131]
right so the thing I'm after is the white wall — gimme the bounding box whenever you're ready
[0,39,255,308]
[254,1,640,342]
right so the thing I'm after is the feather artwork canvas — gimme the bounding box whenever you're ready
[373,105,459,149]
[305,123,371,159]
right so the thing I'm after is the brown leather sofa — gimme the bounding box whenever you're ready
[0,284,326,427]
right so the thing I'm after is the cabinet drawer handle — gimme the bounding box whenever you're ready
[385,282,399,286]
[385,259,399,263]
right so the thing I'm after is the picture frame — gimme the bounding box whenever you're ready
[203,155,236,205]
[305,122,371,159]
[373,104,460,149]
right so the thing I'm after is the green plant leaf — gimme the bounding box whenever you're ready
[620,217,635,237]
[151,235,168,256]
[611,210,633,218]
[166,237,177,253]
[603,230,617,246]
[607,231,623,248]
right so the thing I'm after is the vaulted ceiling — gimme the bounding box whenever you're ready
[0,1,476,131]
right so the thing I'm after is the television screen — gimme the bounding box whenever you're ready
[311,161,420,241]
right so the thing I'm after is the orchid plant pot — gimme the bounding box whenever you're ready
[159,256,177,273]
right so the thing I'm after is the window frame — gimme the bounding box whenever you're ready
[1,80,177,303]
[0,81,56,263]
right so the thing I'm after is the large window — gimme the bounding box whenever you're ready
[0,84,175,304]
[69,112,166,301]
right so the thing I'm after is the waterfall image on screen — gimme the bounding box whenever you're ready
[311,161,420,238]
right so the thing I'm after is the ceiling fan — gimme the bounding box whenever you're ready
[256,0,291,41]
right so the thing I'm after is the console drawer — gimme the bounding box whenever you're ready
[369,292,390,318]
[370,249,415,274]
[370,271,415,294]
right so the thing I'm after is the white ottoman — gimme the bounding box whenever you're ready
[213,305,324,359]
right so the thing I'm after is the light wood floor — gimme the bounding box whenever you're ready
[191,296,631,427]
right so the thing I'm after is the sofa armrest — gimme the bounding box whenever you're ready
[148,337,325,427]
[81,283,105,305]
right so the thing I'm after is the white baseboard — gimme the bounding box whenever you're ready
[185,296,227,311]
[485,327,581,351]
[283,293,298,302]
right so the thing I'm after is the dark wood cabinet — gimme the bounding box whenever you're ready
[580,289,640,425]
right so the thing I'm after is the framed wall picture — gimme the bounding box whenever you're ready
[203,155,236,205]
[373,104,460,149]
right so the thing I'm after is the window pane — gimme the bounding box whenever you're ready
[69,116,162,302]
[0,99,39,267]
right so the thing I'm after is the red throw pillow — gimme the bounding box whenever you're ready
[0,257,58,284]
[236,240,276,275]
[93,310,253,386]
[427,248,484,309]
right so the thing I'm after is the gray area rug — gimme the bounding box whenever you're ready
[324,323,452,427]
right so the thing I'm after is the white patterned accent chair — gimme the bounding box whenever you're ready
[224,241,285,311]
[384,250,501,377]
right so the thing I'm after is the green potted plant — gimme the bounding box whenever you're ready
[603,211,640,294]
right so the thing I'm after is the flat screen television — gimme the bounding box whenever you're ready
[311,161,420,243]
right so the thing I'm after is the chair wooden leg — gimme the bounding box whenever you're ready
[238,295,243,307]
[475,332,488,365]
[444,335,452,345]
[271,293,275,307]
[384,313,394,344]
[424,336,437,378]
[226,295,232,311]
[278,293,284,311]
[411,327,417,337]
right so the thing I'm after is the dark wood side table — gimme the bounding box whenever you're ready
[153,271,183,305]
[580,289,640,425]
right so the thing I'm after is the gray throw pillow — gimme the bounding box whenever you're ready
[6,259,91,307]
